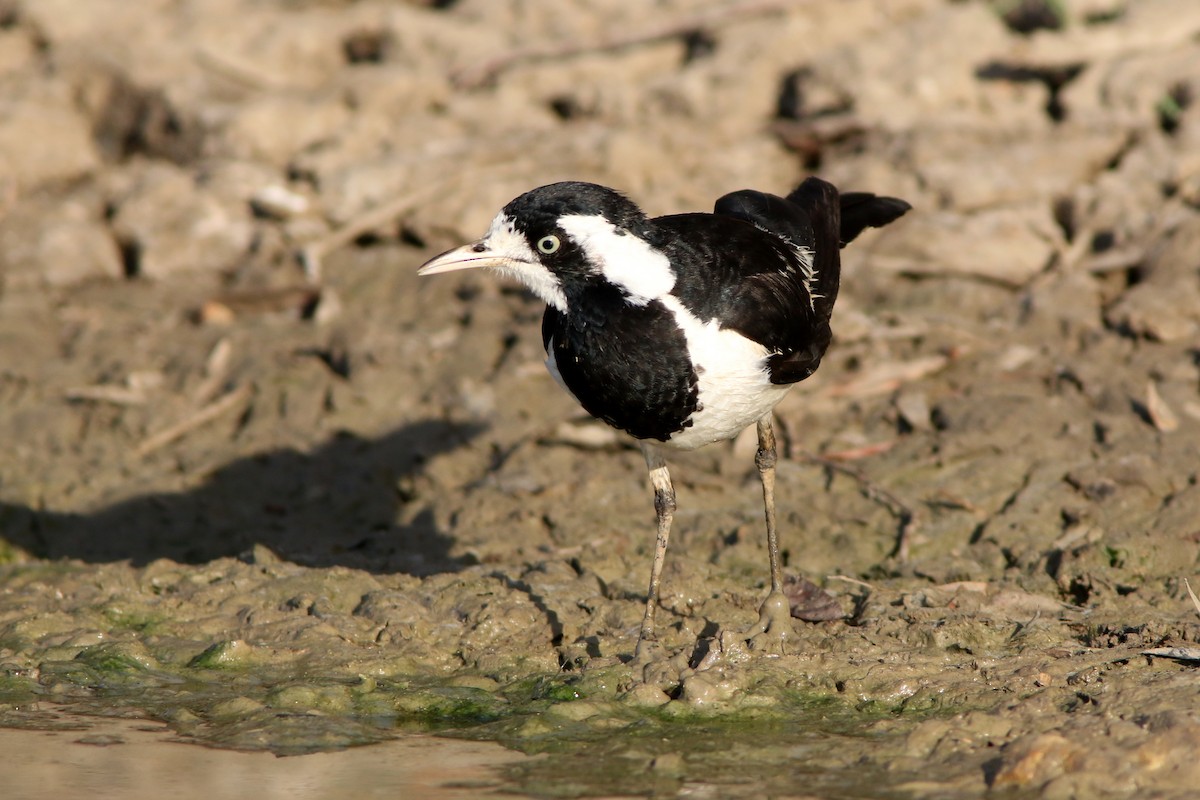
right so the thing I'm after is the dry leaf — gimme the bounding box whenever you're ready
[784,574,844,621]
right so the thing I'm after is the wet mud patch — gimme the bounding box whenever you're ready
[4,554,1200,796]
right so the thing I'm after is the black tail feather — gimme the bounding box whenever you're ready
[838,192,912,247]
[714,177,911,330]
[710,177,911,387]
[784,177,843,323]
[713,188,815,248]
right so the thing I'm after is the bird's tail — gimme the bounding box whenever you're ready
[785,178,911,322]
[837,191,913,247]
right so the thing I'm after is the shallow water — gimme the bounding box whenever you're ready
[3,700,929,800]
[2,715,530,800]
[2,653,950,799]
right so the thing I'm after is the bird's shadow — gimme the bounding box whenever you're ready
[0,419,485,575]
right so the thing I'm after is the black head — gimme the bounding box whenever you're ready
[418,181,673,311]
[501,181,649,235]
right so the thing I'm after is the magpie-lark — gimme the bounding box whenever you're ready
[419,177,910,658]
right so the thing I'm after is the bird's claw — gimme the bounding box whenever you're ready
[632,635,665,668]
[744,590,794,654]
[630,636,691,688]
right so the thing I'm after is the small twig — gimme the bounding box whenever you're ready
[821,355,950,401]
[64,385,148,406]
[821,440,897,461]
[136,385,253,458]
[193,337,233,405]
[453,0,799,89]
[1185,579,1200,620]
[298,178,464,281]
[799,449,917,562]
[299,192,418,283]
[65,371,163,407]
[296,129,607,279]
[194,47,283,92]
[826,574,876,591]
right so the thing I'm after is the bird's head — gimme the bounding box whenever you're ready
[418,181,674,312]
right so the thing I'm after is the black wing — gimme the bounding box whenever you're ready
[720,178,844,326]
[658,177,909,385]
[705,178,841,384]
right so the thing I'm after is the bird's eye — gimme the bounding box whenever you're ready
[537,235,561,254]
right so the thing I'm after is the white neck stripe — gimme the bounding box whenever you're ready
[558,214,675,306]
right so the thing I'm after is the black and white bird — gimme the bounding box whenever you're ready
[418,177,910,658]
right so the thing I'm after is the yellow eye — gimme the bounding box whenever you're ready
[537,235,561,254]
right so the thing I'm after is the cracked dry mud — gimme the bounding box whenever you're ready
[2,0,1200,797]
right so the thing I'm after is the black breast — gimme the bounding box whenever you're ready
[542,283,698,442]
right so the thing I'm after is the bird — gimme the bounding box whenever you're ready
[418,177,910,661]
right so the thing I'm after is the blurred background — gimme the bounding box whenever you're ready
[1,1,1199,795]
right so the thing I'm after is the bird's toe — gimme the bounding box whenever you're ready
[744,590,795,655]
[630,638,691,689]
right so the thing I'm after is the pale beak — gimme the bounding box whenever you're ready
[418,231,568,312]
[418,242,516,276]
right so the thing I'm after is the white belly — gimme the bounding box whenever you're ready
[657,296,791,451]
[544,298,792,450]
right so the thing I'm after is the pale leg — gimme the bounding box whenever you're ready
[746,415,795,651]
[635,444,675,660]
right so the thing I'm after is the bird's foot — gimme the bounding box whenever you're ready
[744,590,795,655]
[632,634,665,667]
[630,635,691,689]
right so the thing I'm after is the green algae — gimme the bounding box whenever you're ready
[0,552,1078,795]
[101,606,164,634]
[0,641,951,767]
[0,627,1148,798]
[460,694,922,800]
[0,671,38,707]
[187,639,282,670]
[74,641,161,673]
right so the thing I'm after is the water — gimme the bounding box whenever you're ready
[2,714,530,800]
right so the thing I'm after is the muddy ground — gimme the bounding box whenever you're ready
[2,0,1200,797]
